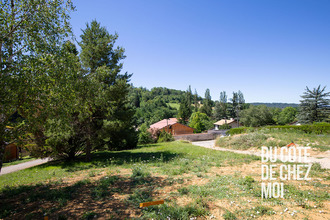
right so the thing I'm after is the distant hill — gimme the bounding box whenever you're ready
[249,102,299,108]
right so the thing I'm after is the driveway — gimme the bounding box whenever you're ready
[191,140,330,169]
[0,158,51,176]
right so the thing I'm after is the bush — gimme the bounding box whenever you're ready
[138,124,153,145]
[227,123,330,135]
[157,130,174,143]
[223,210,237,220]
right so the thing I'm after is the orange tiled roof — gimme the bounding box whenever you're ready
[150,118,178,130]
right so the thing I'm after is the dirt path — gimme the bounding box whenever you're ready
[0,158,51,176]
[191,140,330,169]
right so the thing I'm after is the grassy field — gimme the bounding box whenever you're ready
[167,102,180,110]
[0,141,329,219]
[217,129,330,152]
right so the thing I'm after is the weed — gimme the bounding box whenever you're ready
[82,211,97,220]
[223,210,237,220]
[178,187,189,195]
[142,201,209,220]
[126,187,153,205]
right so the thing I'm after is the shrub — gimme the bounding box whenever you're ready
[157,130,174,142]
[138,124,153,145]
[223,210,237,220]
[227,123,330,135]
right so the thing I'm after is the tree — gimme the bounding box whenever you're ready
[298,85,330,124]
[200,88,212,117]
[239,105,275,127]
[189,112,209,133]
[78,20,137,157]
[193,89,200,112]
[177,87,193,125]
[229,92,238,118]
[278,107,297,125]
[138,123,153,145]
[220,91,228,119]
[0,0,74,172]
[213,101,222,121]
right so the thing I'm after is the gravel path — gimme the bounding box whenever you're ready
[0,158,51,176]
[191,140,330,169]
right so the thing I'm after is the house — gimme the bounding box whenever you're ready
[214,118,242,130]
[4,143,19,162]
[149,118,195,135]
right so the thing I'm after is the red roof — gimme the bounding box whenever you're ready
[150,118,178,130]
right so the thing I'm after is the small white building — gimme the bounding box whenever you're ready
[214,118,242,130]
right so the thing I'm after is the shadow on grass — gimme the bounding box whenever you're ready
[22,150,181,173]
[0,172,173,219]
[61,150,181,172]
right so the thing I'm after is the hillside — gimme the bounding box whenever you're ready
[249,102,299,108]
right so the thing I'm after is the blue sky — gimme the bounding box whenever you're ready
[70,0,330,103]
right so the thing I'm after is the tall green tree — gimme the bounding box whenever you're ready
[298,85,330,124]
[220,91,228,119]
[278,107,297,125]
[229,92,238,118]
[178,87,193,125]
[189,112,211,133]
[200,88,212,117]
[0,0,74,172]
[78,20,137,157]
[240,105,275,127]
[193,89,200,112]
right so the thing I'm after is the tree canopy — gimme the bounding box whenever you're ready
[298,85,330,124]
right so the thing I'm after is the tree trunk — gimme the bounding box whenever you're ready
[85,140,91,162]
[0,141,6,173]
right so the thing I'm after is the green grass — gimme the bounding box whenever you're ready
[0,141,259,190]
[2,156,36,167]
[0,140,328,219]
[217,129,330,151]
[167,102,180,110]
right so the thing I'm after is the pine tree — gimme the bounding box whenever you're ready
[219,91,228,119]
[178,87,193,124]
[78,20,137,158]
[200,88,212,117]
[193,89,200,112]
[298,85,330,124]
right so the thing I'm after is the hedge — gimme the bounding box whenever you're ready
[227,123,330,136]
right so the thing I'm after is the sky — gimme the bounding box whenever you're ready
[69,0,330,103]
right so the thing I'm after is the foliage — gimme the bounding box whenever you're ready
[0,0,74,170]
[229,90,245,119]
[189,112,212,133]
[134,96,177,126]
[223,210,237,220]
[217,132,268,150]
[138,124,153,145]
[177,87,193,124]
[200,88,213,117]
[277,107,297,125]
[250,102,299,108]
[298,85,330,124]
[157,130,174,142]
[227,123,330,135]
[239,105,275,127]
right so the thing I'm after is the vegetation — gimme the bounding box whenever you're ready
[1,136,329,219]
[0,141,264,219]
[188,112,212,133]
[277,107,298,125]
[239,105,275,127]
[219,127,330,151]
[227,123,330,136]
[0,0,75,171]
[298,85,330,124]
[177,87,193,125]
